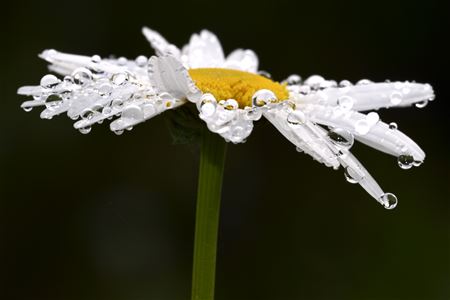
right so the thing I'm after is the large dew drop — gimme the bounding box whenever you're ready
[398,154,414,170]
[252,89,277,107]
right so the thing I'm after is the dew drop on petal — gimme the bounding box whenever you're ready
[72,68,93,86]
[298,85,311,95]
[339,80,352,87]
[304,75,325,89]
[366,112,379,125]
[327,128,354,149]
[23,106,33,112]
[285,74,302,85]
[91,55,101,63]
[135,55,148,67]
[112,73,129,85]
[114,129,124,135]
[258,70,272,79]
[380,193,398,209]
[40,74,60,89]
[252,89,277,107]
[389,122,398,130]
[81,109,95,120]
[344,167,363,184]
[390,91,403,105]
[223,99,239,111]
[118,57,127,65]
[357,79,372,85]
[398,154,414,170]
[287,110,306,125]
[337,95,354,111]
[354,119,370,135]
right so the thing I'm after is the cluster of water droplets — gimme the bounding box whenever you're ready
[18,51,182,135]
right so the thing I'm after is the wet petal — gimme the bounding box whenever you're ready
[301,104,425,162]
[184,30,225,68]
[296,81,435,111]
[224,49,259,73]
[148,55,202,102]
[142,27,181,57]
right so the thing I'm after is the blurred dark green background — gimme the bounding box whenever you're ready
[1,0,449,299]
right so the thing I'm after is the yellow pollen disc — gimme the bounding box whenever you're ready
[188,68,289,108]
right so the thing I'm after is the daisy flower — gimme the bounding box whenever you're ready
[18,27,435,209]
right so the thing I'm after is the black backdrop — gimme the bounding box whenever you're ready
[1,0,449,299]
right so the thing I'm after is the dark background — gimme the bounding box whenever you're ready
[1,0,449,299]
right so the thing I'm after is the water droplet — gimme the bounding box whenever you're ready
[252,89,277,107]
[223,99,238,110]
[298,85,311,95]
[337,96,354,110]
[79,126,92,134]
[415,100,428,108]
[112,72,129,85]
[354,119,370,135]
[102,106,112,115]
[428,94,435,101]
[126,126,133,131]
[72,68,93,86]
[23,106,33,112]
[45,94,63,109]
[142,103,156,117]
[122,105,144,122]
[40,74,60,89]
[287,110,306,125]
[327,128,354,149]
[285,74,301,85]
[339,80,352,87]
[112,99,123,109]
[81,109,95,120]
[63,76,74,84]
[118,57,127,66]
[258,70,271,79]
[97,83,113,97]
[344,167,363,184]
[413,160,423,167]
[357,79,372,85]
[91,55,101,63]
[390,91,402,105]
[114,130,124,135]
[366,112,379,125]
[244,108,262,121]
[398,154,414,170]
[304,75,325,89]
[135,55,148,67]
[389,122,398,130]
[380,193,398,209]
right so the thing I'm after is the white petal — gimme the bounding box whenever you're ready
[148,55,202,102]
[224,49,259,73]
[264,106,340,169]
[297,82,435,111]
[141,27,181,58]
[301,104,425,161]
[302,123,391,206]
[184,30,225,68]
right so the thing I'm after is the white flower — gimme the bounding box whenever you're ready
[18,27,435,209]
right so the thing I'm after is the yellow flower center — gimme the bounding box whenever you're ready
[188,68,289,108]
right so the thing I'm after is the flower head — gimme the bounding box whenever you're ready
[18,27,435,209]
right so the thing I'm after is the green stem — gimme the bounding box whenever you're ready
[191,129,227,300]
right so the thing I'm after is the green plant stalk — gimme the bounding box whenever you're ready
[191,129,227,300]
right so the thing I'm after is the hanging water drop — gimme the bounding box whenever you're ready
[114,129,124,135]
[398,154,414,170]
[380,193,398,209]
[79,126,92,134]
[415,100,428,108]
[327,128,354,149]
[23,106,33,112]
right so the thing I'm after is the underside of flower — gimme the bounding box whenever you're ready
[17,27,436,209]
[188,68,289,108]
